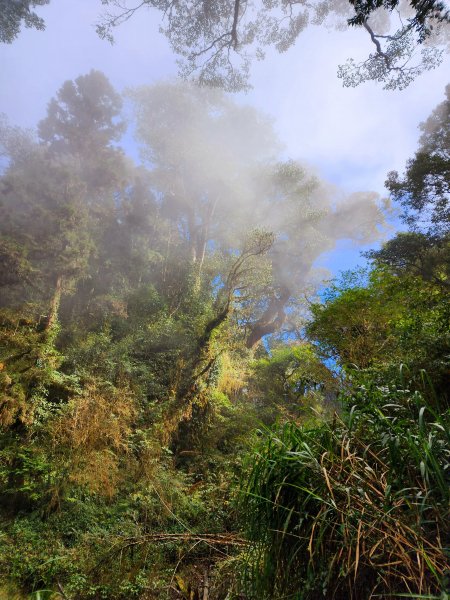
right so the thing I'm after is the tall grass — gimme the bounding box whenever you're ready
[240,383,449,599]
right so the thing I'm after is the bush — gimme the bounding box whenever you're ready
[240,382,450,599]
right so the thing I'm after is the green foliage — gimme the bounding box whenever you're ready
[0,72,448,600]
[366,231,450,287]
[37,69,127,192]
[0,310,78,430]
[240,382,449,599]
[0,0,49,43]
[0,433,56,510]
[385,84,449,234]
[249,343,337,423]
[267,92,450,598]
[308,266,450,406]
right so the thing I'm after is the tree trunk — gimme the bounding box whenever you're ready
[166,237,274,440]
[246,286,290,348]
[43,275,63,333]
[202,568,209,600]
[196,197,217,279]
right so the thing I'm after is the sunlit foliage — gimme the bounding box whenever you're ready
[0,72,448,599]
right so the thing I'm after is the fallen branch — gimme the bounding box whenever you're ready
[88,532,248,574]
[120,532,248,548]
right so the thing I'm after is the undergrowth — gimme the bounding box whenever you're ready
[240,381,450,599]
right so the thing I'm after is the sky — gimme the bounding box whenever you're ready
[1,0,449,275]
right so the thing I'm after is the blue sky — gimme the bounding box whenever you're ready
[1,0,448,277]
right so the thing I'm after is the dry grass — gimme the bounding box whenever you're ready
[241,392,449,599]
[49,383,137,498]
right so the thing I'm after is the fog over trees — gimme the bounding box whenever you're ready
[0,5,449,600]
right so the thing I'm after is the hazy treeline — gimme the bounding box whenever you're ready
[0,72,448,599]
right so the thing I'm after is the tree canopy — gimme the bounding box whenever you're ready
[2,0,448,89]
[385,83,450,233]
[0,0,49,43]
[98,0,450,90]
[129,82,385,349]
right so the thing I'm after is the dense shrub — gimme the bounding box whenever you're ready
[240,382,450,599]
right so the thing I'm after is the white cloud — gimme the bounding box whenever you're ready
[245,24,449,194]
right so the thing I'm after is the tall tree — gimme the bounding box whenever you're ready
[38,69,127,192]
[366,85,450,294]
[130,82,386,350]
[0,140,92,331]
[385,84,450,234]
[1,71,127,327]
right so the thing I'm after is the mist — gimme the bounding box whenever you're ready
[1,2,449,597]
[1,74,389,351]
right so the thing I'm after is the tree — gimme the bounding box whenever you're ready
[249,343,337,423]
[367,85,450,291]
[0,140,93,332]
[38,70,125,155]
[385,84,449,234]
[38,69,127,192]
[0,129,95,434]
[130,82,386,351]
[338,0,449,89]
[0,73,129,435]
[307,265,450,405]
[307,270,403,369]
[0,72,127,332]
[339,87,450,403]
[0,0,49,43]
[366,231,450,286]
[98,0,449,91]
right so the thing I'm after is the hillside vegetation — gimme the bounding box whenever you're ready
[0,74,448,599]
